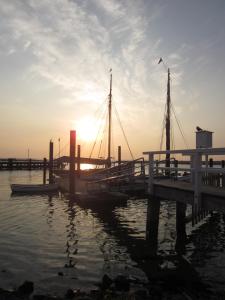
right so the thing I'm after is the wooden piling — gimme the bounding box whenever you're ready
[28,158,32,171]
[174,159,178,179]
[43,157,47,184]
[8,158,13,170]
[69,130,76,195]
[77,145,81,178]
[209,158,213,167]
[118,146,121,165]
[146,197,160,256]
[49,141,54,184]
[155,160,159,176]
[222,160,225,188]
[175,202,187,254]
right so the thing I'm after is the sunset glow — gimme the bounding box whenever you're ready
[75,117,99,142]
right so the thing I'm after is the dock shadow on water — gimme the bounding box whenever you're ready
[0,171,225,298]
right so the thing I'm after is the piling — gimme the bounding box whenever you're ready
[28,158,32,171]
[43,157,47,184]
[209,158,213,167]
[174,159,178,179]
[155,160,159,176]
[176,202,186,254]
[118,146,121,165]
[77,145,81,178]
[222,160,225,188]
[146,197,160,256]
[69,130,76,195]
[8,158,13,170]
[49,141,54,184]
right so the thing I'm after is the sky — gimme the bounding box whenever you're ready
[0,0,225,160]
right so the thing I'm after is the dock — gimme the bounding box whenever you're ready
[143,147,225,225]
[0,158,52,170]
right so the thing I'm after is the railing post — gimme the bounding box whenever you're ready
[148,153,154,195]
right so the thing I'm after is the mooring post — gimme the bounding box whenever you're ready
[209,158,213,168]
[146,197,160,256]
[118,146,121,165]
[148,153,154,195]
[222,160,225,188]
[8,158,13,170]
[77,144,81,178]
[155,160,159,176]
[28,158,32,171]
[49,141,54,184]
[174,159,178,179]
[69,130,76,195]
[118,145,121,175]
[43,157,47,184]
[175,202,187,254]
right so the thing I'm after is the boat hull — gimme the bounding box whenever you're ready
[11,183,59,193]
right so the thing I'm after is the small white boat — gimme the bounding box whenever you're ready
[11,183,59,193]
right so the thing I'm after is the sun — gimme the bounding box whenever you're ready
[75,117,98,142]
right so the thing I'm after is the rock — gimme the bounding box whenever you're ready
[114,275,130,292]
[134,289,149,299]
[101,274,113,290]
[65,289,74,299]
[90,289,102,298]
[33,295,62,300]
[33,296,46,300]
[0,288,20,300]
[17,280,34,296]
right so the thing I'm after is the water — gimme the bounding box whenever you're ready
[0,171,225,297]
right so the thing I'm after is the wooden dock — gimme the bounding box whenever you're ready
[143,147,225,225]
[0,158,54,170]
[153,178,225,210]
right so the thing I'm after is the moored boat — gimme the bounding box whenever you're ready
[11,183,59,193]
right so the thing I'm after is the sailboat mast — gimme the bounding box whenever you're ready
[107,72,112,168]
[165,68,171,169]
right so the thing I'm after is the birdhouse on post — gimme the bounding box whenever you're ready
[196,127,213,148]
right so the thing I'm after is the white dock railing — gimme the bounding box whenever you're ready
[143,148,225,207]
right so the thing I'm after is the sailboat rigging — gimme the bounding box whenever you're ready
[158,58,189,171]
[107,71,112,168]
[166,68,171,169]
[88,70,134,166]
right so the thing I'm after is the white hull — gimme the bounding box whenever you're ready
[11,183,59,193]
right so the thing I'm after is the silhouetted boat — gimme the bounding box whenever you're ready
[11,183,59,193]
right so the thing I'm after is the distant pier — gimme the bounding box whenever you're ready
[0,158,52,170]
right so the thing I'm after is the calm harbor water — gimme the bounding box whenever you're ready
[0,170,225,297]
